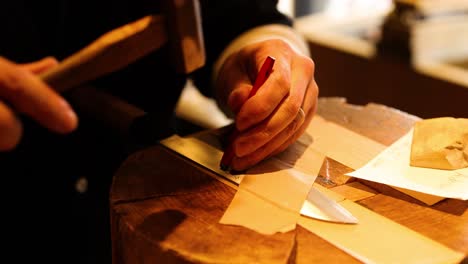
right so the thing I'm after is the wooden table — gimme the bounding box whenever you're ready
[110,97,467,263]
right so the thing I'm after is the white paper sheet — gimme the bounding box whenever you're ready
[347,129,468,200]
[305,116,444,205]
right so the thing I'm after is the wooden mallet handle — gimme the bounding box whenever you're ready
[40,15,168,93]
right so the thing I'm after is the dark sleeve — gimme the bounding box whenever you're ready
[191,0,292,98]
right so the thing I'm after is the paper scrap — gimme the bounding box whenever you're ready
[219,188,299,234]
[410,117,468,170]
[347,129,468,200]
[303,116,386,170]
[220,153,324,235]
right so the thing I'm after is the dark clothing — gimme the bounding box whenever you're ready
[1,1,291,263]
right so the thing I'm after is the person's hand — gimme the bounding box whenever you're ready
[0,56,78,151]
[215,39,318,171]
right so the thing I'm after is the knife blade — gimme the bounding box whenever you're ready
[300,186,358,224]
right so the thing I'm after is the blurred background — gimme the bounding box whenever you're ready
[290,0,468,118]
[176,0,468,133]
[279,0,392,19]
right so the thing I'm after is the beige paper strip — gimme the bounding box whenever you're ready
[304,116,386,169]
[220,152,325,235]
[304,116,444,205]
[298,201,464,264]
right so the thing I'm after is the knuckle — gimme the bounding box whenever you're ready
[235,136,260,157]
[310,80,319,96]
[301,56,315,75]
[0,135,20,151]
[1,66,28,96]
[264,39,289,50]
[285,101,301,118]
[305,56,315,69]
[274,73,291,96]
[236,128,275,157]
[238,105,267,129]
[253,129,273,147]
[235,144,269,171]
[0,106,17,129]
[254,102,270,117]
[0,114,22,151]
[286,120,299,136]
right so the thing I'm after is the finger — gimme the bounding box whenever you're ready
[216,54,252,114]
[234,56,313,157]
[19,56,59,74]
[231,107,305,171]
[270,79,318,157]
[234,57,291,131]
[233,71,318,170]
[0,58,78,133]
[268,58,318,156]
[0,101,23,151]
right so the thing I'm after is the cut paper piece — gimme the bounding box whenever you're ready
[304,116,444,205]
[219,187,298,235]
[347,128,468,200]
[220,153,324,235]
[303,115,386,169]
[243,157,322,213]
[298,199,465,264]
[410,117,468,170]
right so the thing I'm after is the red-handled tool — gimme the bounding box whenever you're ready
[219,56,275,171]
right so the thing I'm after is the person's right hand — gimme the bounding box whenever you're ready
[0,56,78,151]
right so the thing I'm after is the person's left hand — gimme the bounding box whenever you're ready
[215,39,319,171]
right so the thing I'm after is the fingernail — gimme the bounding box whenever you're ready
[64,108,78,131]
[57,99,78,133]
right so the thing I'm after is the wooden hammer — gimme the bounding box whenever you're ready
[40,0,206,93]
